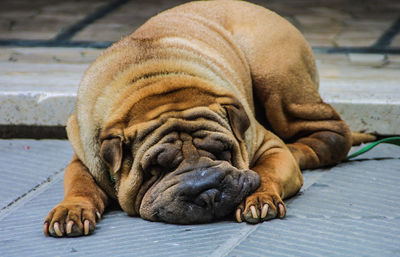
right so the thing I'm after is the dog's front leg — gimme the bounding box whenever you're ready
[44,155,109,237]
[236,142,303,223]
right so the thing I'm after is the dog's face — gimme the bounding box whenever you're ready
[99,88,260,224]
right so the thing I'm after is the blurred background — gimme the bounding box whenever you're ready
[0,0,399,50]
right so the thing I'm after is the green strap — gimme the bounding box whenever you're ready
[346,136,400,160]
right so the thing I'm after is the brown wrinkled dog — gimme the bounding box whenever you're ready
[44,1,373,237]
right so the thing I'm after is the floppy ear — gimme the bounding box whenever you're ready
[100,137,123,174]
[224,104,250,142]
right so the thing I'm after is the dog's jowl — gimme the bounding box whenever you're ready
[44,0,368,237]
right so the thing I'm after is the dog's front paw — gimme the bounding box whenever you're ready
[235,191,286,224]
[43,197,101,237]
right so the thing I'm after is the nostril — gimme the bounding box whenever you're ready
[194,188,221,208]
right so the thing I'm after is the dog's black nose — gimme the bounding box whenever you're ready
[139,160,260,224]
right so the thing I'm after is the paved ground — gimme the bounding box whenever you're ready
[0,140,399,256]
[0,0,400,256]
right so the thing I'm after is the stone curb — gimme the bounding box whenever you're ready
[1,92,397,136]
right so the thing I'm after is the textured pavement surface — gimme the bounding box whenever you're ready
[0,140,399,257]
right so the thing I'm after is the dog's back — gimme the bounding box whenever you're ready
[73,0,312,168]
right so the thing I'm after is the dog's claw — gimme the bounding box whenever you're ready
[66,220,74,234]
[84,220,90,235]
[250,205,258,219]
[237,191,286,224]
[236,208,243,223]
[261,204,269,219]
[43,222,49,237]
[54,222,63,237]
[278,203,285,218]
[44,197,100,237]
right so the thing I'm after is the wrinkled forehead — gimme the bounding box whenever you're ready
[127,87,222,125]
[125,105,231,145]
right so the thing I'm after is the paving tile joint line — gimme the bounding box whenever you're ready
[0,169,64,220]
[373,17,400,48]
[209,224,259,257]
[54,0,132,42]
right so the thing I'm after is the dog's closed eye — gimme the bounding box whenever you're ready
[193,135,232,162]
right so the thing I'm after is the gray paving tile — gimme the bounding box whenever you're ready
[0,175,246,257]
[0,137,244,256]
[228,218,400,257]
[0,0,108,40]
[0,140,73,210]
[72,0,189,41]
[0,141,399,256]
[289,159,400,219]
[228,157,400,257]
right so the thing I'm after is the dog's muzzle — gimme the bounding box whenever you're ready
[138,158,260,224]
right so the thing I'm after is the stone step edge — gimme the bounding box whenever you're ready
[1,93,399,137]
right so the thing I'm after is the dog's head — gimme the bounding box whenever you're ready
[99,86,259,224]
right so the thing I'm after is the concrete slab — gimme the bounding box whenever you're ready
[0,62,81,126]
[316,53,400,135]
[0,140,399,256]
[0,48,101,126]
